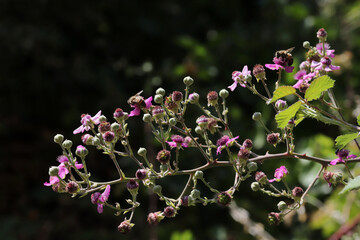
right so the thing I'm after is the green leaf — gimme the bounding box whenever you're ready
[339,176,360,194]
[269,86,296,103]
[357,113,360,126]
[335,133,360,149]
[275,101,302,128]
[304,75,335,101]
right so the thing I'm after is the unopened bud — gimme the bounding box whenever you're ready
[137,147,147,157]
[92,137,100,146]
[275,100,288,111]
[195,126,203,135]
[62,140,73,149]
[303,41,311,49]
[169,118,177,127]
[111,123,121,131]
[189,92,200,104]
[216,191,232,206]
[49,166,59,176]
[292,187,304,198]
[98,115,107,122]
[153,185,162,195]
[75,145,88,157]
[156,87,166,96]
[183,76,194,86]
[219,89,229,99]
[154,94,163,104]
[190,189,201,199]
[252,112,262,121]
[251,182,261,191]
[247,162,258,172]
[194,171,204,179]
[54,134,64,144]
[143,113,152,123]
[277,201,288,211]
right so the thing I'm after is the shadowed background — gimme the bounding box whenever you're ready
[2,0,360,239]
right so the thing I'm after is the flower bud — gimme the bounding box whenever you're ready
[194,171,204,179]
[251,182,261,191]
[247,162,258,172]
[156,149,171,164]
[137,147,147,157]
[111,123,121,132]
[127,179,139,195]
[152,106,165,120]
[275,100,288,111]
[245,74,252,83]
[75,145,88,157]
[242,139,253,150]
[292,187,304,198]
[196,115,208,129]
[92,137,100,146]
[183,76,194,86]
[163,206,176,218]
[98,121,111,134]
[62,140,73,149]
[54,134,64,144]
[219,89,229,99]
[113,108,124,120]
[135,169,147,180]
[216,191,232,206]
[49,166,59,176]
[207,118,218,134]
[147,212,164,225]
[143,113,152,123]
[252,112,262,121]
[81,134,94,145]
[207,91,218,107]
[268,212,282,226]
[66,181,79,194]
[153,185,162,195]
[238,147,250,161]
[169,118,177,127]
[154,94,163,104]
[98,115,107,123]
[156,87,166,96]
[317,28,327,42]
[195,126,202,135]
[277,201,288,211]
[189,92,200,104]
[172,91,183,103]
[303,41,311,49]
[190,189,201,199]
[255,171,268,185]
[253,64,266,81]
[267,133,280,145]
[103,131,115,142]
[117,220,133,234]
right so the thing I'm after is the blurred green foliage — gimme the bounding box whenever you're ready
[3,0,360,239]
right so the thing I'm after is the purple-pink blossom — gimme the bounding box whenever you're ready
[166,135,188,148]
[129,96,153,117]
[44,155,83,186]
[311,57,340,72]
[329,149,356,165]
[268,166,288,183]
[265,57,294,73]
[91,185,111,214]
[216,135,239,155]
[228,66,251,91]
[316,43,335,58]
[73,110,102,134]
[292,70,316,89]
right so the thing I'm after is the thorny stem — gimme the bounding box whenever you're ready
[300,165,325,205]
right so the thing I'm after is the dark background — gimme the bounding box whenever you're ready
[2,0,360,239]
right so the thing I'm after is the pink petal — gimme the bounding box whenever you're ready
[284,66,294,73]
[145,96,153,109]
[347,154,357,159]
[75,163,83,169]
[228,81,238,92]
[330,65,340,71]
[268,178,275,183]
[97,203,103,214]
[92,110,102,125]
[181,142,189,148]
[100,185,111,202]
[44,176,60,186]
[329,158,342,165]
[216,146,222,155]
[166,141,177,148]
[265,64,283,70]
[293,80,304,89]
[73,125,85,134]
[129,106,141,117]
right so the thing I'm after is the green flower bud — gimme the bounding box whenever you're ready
[194,171,204,179]
[123,112,129,120]
[154,94,163,104]
[137,147,147,157]
[252,112,262,121]
[169,118,177,127]
[219,89,229,99]
[183,76,194,86]
[245,74,252,83]
[62,140,73,149]
[49,166,59,176]
[303,41,310,49]
[251,182,261,191]
[277,201,288,211]
[98,115,107,122]
[143,113,152,123]
[54,134,64,144]
[92,137,100,146]
[190,189,201,199]
[156,87,166,96]
[153,185,162,195]
[160,164,168,172]
[195,126,202,135]
[75,145,88,157]
[111,122,121,131]
[247,162,258,172]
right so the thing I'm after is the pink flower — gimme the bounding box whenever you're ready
[329,149,356,165]
[228,66,251,91]
[311,57,340,72]
[166,135,188,148]
[216,135,239,155]
[73,110,102,134]
[268,166,288,183]
[44,155,83,186]
[292,70,316,89]
[128,96,153,117]
[91,185,111,214]
[265,57,294,73]
[316,43,335,58]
